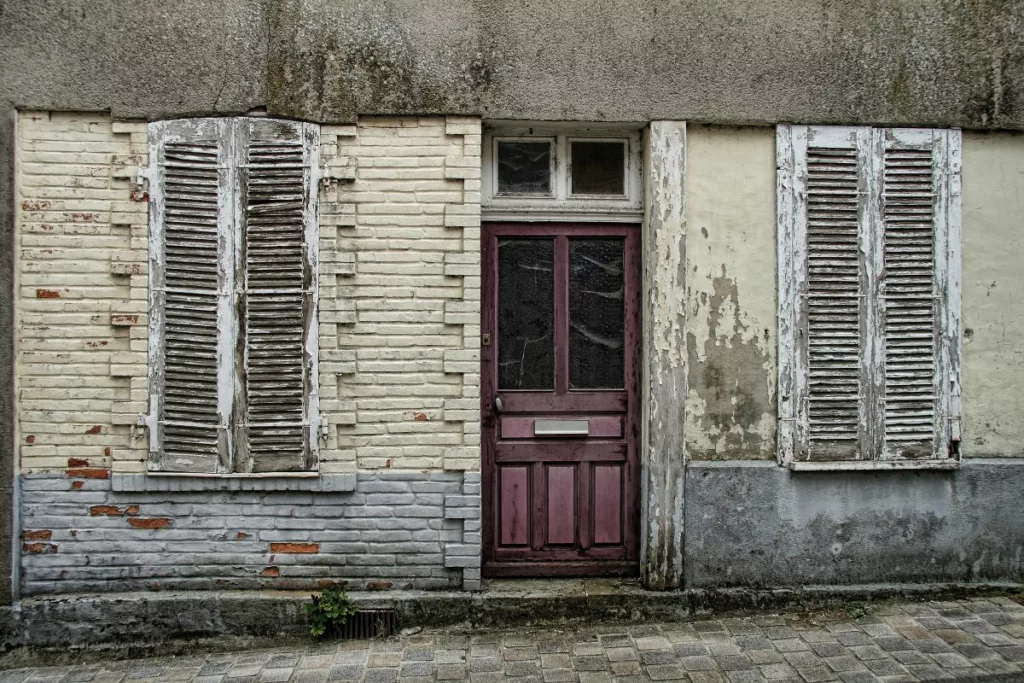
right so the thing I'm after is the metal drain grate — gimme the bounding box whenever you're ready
[335,609,398,639]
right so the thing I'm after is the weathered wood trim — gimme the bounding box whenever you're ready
[944,129,963,458]
[863,126,884,460]
[789,458,959,472]
[640,121,686,590]
[775,125,797,466]
[303,121,322,471]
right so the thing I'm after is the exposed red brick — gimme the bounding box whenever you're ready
[127,518,171,529]
[316,579,349,589]
[236,532,251,540]
[90,505,122,516]
[261,566,281,578]
[22,200,51,211]
[71,481,84,490]
[25,435,35,445]
[67,457,89,467]
[110,314,140,326]
[23,543,57,554]
[70,212,94,222]
[414,412,428,421]
[36,289,60,299]
[269,542,319,554]
[124,505,140,516]
[131,191,149,203]
[85,425,102,435]
[66,468,109,479]
[103,447,112,457]
[22,530,52,541]
[366,581,393,591]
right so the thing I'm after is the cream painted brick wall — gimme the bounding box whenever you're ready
[17,112,482,475]
[323,116,482,471]
[16,112,149,474]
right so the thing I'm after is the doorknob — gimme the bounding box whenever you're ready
[494,397,503,412]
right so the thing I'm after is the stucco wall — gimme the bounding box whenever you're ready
[684,126,777,461]
[961,131,1024,458]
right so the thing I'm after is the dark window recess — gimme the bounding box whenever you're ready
[569,239,625,389]
[497,141,552,194]
[571,141,626,195]
[498,239,555,390]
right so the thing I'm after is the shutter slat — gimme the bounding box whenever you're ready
[882,147,937,458]
[241,129,315,473]
[805,147,863,459]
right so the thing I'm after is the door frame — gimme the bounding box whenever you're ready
[480,222,642,577]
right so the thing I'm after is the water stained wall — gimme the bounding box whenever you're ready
[683,126,777,461]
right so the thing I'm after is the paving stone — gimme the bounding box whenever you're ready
[640,652,676,666]
[758,663,796,681]
[694,622,727,634]
[542,670,577,683]
[822,657,866,674]
[797,631,833,645]
[574,656,609,671]
[792,666,836,683]
[903,664,953,680]
[773,641,809,654]
[780,652,821,670]
[723,671,765,683]
[860,659,905,678]
[689,673,727,683]
[999,644,1024,661]
[367,655,402,669]
[606,649,638,663]
[469,659,502,674]
[399,663,432,677]
[679,656,717,672]
[664,627,701,643]
[469,674,503,683]
[363,670,399,683]
[747,651,784,666]
[832,633,871,649]
[715,656,754,671]
[609,662,641,676]
[635,638,673,652]
[600,635,633,648]
[542,653,574,669]
[575,645,605,657]
[630,626,664,638]
[974,656,1021,674]
[846,647,885,662]
[645,665,686,681]
[762,628,798,641]
[437,664,468,680]
[734,638,773,652]
[506,647,541,661]
[833,672,877,683]
[806,644,847,659]
[910,638,953,654]
[578,673,612,683]
[256,669,292,683]
[293,671,329,683]
[506,661,542,677]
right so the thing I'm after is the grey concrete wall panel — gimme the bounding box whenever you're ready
[685,460,1024,588]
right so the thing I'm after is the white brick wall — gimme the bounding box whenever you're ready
[16,112,482,476]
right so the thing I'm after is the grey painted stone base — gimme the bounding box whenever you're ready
[685,459,1024,587]
[18,471,480,594]
[1,581,1020,650]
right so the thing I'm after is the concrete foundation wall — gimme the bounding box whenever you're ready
[685,460,1024,587]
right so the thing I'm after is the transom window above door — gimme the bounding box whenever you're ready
[483,125,643,221]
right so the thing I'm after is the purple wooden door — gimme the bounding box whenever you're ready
[482,223,640,576]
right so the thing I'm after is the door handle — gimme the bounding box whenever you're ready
[494,397,503,413]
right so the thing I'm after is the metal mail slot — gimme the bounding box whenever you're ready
[533,419,590,437]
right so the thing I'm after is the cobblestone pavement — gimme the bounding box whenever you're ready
[3,597,1024,683]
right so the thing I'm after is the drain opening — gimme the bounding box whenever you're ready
[333,609,398,639]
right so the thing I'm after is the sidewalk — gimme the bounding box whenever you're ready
[2,596,1022,683]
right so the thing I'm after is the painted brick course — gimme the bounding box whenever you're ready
[15,112,484,593]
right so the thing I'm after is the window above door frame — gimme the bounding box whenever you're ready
[483,122,643,222]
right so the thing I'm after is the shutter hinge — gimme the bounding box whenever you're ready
[135,411,158,451]
[131,166,150,202]
[319,413,330,443]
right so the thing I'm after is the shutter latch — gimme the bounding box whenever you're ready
[131,167,150,202]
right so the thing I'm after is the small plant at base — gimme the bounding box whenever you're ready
[307,588,359,638]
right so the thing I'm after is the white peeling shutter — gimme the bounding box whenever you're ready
[879,129,959,460]
[148,119,234,473]
[237,119,320,472]
[779,126,874,462]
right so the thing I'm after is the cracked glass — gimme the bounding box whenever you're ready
[498,238,555,390]
[569,239,625,389]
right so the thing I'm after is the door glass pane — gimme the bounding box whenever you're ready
[570,239,624,389]
[570,141,626,195]
[497,141,552,194]
[499,239,555,390]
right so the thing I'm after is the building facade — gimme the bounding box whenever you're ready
[1,1,1023,602]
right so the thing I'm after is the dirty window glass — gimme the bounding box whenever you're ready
[569,239,624,389]
[499,239,555,390]
[497,140,552,195]
[570,141,626,196]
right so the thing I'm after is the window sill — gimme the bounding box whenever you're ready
[788,459,960,472]
[111,472,357,492]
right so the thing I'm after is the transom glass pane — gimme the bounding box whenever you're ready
[497,140,552,194]
[569,239,625,389]
[498,239,555,390]
[570,141,625,195]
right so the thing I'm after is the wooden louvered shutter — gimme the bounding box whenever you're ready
[236,119,320,472]
[878,129,960,460]
[780,126,874,462]
[147,119,234,473]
